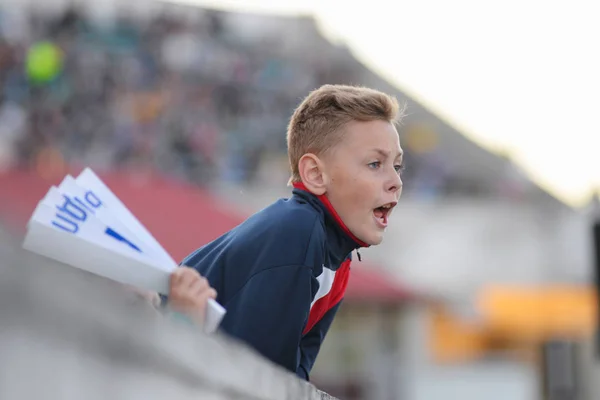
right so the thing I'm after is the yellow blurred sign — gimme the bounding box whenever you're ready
[477,285,597,340]
[429,305,489,363]
[429,285,596,363]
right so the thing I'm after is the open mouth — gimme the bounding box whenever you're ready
[373,202,397,227]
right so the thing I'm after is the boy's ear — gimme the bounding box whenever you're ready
[298,154,327,195]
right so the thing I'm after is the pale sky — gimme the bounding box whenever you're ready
[169,0,600,207]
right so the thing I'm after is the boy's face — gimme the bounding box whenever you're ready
[323,120,403,246]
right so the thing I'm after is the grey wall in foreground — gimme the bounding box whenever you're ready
[0,225,336,400]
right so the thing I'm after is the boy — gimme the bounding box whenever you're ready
[172,84,404,380]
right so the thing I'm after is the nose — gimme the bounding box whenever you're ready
[386,168,403,196]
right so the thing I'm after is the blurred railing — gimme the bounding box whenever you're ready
[0,224,336,400]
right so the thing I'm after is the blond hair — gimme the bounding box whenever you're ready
[286,84,403,184]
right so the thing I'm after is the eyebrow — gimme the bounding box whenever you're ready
[373,148,404,160]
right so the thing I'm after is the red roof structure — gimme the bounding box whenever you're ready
[0,167,411,303]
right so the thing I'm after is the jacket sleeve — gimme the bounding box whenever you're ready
[219,264,314,374]
[296,300,342,380]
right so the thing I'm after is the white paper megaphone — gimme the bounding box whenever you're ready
[22,168,226,333]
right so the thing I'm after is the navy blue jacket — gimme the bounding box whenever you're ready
[176,183,367,380]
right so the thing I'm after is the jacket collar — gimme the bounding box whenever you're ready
[292,182,369,261]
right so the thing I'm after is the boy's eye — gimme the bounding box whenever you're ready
[395,164,405,174]
[368,161,381,169]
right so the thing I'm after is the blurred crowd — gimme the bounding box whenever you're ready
[0,3,531,200]
[0,5,363,187]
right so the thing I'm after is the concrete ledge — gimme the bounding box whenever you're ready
[0,226,337,400]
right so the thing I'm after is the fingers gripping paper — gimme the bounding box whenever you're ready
[22,167,225,333]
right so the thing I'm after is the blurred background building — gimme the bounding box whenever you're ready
[0,1,598,399]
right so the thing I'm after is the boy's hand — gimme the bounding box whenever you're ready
[168,267,217,326]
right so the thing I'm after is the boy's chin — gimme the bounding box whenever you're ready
[359,231,385,246]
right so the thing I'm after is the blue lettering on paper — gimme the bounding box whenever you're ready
[73,197,94,214]
[105,227,142,252]
[85,191,102,208]
[50,191,103,234]
[50,190,141,252]
[51,214,79,234]
[56,195,87,222]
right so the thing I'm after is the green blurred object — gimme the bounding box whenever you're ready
[25,41,63,84]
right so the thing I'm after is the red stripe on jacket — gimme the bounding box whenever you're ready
[291,182,364,335]
[303,259,351,335]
